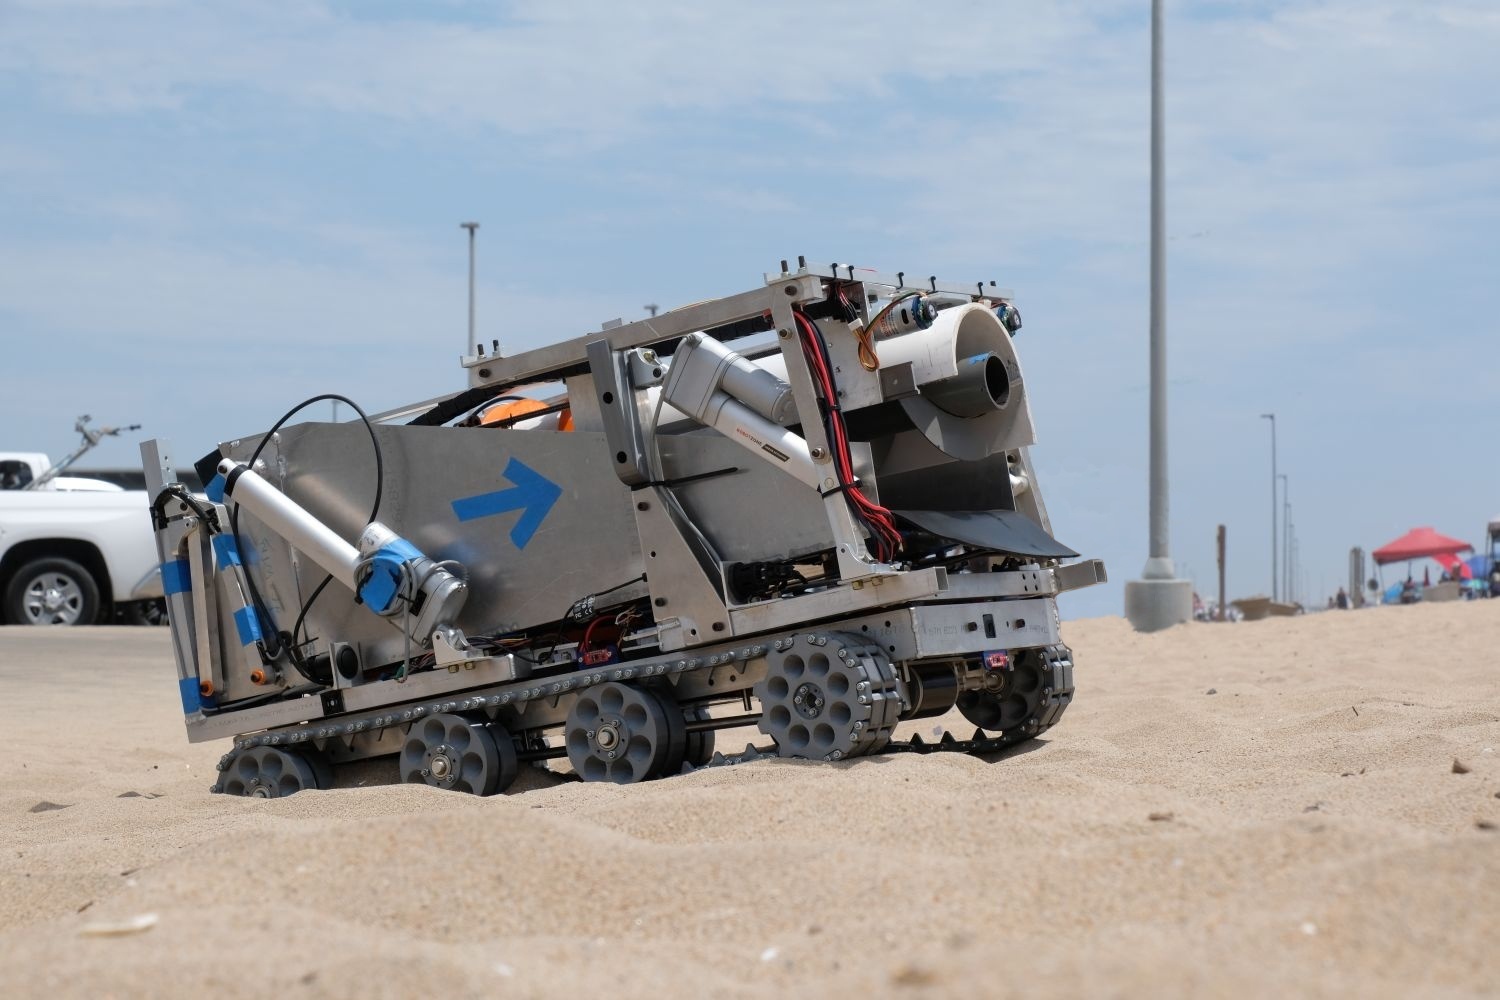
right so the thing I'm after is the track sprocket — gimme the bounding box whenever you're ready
[956,643,1074,744]
[214,746,329,798]
[565,682,677,784]
[754,633,902,760]
[400,712,518,795]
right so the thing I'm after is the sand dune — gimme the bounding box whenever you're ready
[2,601,1498,998]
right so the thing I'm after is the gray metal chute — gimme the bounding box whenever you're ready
[893,509,1078,560]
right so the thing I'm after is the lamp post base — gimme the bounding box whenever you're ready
[1124,577,1194,632]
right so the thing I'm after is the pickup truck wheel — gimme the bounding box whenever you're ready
[5,557,101,626]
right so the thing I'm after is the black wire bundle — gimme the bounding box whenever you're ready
[229,393,384,681]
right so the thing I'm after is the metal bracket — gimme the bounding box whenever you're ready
[633,489,731,652]
[431,627,495,670]
[879,362,918,402]
[586,339,651,487]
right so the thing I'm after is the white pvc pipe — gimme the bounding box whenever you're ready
[876,303,1013,387]
[218,460,360,590]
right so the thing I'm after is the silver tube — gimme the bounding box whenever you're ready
[217,460,360,590]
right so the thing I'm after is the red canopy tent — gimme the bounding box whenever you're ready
[1372,527,1473,565]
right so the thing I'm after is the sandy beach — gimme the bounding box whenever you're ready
[2,601,1498,998]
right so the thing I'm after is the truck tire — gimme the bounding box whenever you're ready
[4,557,102,626]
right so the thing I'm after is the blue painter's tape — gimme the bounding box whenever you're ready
[178,676,201,714]
[357,538,423,614]
[161,559,191,596]
[233,605,262,646]
[451,457,562,550]
[205,474,226,503]
[212,533,242,568]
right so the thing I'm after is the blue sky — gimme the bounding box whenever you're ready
[2,0,1496,618]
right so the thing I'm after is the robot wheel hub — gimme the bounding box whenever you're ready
[792,682,826,719]
[593,720,623,753]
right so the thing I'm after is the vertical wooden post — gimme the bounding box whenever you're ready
[1217,525,1227,622]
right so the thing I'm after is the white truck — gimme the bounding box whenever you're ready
[0,419,163,625]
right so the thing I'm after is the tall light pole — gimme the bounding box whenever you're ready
[1278,472,1289,601]
[1290,527,1300,605]
[1124,0,1192,632]
[1285,501,1295,602]
[460,222,479,354]
[1261,412,1277,601]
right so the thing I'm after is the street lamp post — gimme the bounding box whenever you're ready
[1278,472,1289,601]
[460,222,479,354]
[1124,0,1193,632]
[1290,527,1300,605]
[1261,412,1277,601]
[1286,503,1295,603]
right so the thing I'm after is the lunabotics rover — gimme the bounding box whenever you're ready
[143,261,1105,797]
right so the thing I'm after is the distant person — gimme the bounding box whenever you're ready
[1336,587,1350,610]
[1401,577,1420,604]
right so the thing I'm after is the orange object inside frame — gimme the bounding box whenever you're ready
[478,398,573,431]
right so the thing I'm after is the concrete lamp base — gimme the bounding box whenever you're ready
[1124,577,1194,633]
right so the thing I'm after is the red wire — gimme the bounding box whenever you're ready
[793,311,901,560]
[580,614,609,655]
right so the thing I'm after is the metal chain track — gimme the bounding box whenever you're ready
[213,639,1074,787]
[213,641,770,782]
[693,643,1076,769]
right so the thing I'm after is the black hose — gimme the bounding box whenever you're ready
[228,393,383,667]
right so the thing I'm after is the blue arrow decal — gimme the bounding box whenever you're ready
[451,457,563,549]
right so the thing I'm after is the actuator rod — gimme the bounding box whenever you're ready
[217,460,359,590]
[702,393,821,489]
